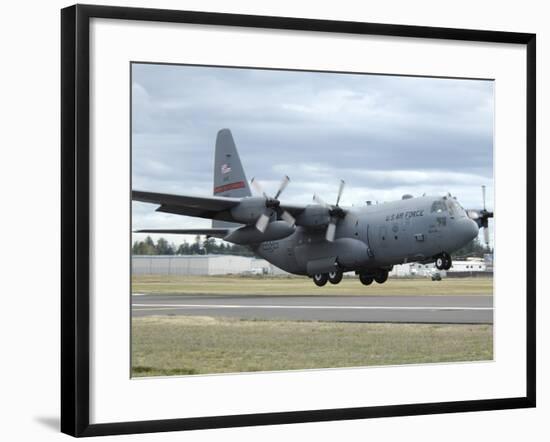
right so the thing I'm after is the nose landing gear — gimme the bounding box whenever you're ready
[435,252,452,270]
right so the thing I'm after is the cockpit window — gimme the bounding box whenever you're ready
[447,200,455,216]
[431,200,447,213]
[447,199,463,216]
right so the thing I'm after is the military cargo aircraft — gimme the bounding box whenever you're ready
[133,129,493,286]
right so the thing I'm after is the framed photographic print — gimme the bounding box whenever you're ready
[61,4,536,437]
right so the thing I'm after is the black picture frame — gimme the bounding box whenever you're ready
[61,4,536,437]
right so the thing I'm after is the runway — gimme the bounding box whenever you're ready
[132,294,493,324]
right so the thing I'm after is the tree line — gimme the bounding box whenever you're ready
[132,236,254,256]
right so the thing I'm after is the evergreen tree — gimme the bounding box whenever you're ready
[203,237,217,254]
[132,236,258,257]
[190,235,203,255]
[132,236,157,255]
[156,237,174,255]
[176,241,190,255]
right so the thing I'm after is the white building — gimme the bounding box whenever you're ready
[132,254,288,276]
[449,258,487,272]
[390,262,440,278]
[390,257,488,278]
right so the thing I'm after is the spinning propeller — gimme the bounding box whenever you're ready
[467,185,494,246]
[313,180,347,242]
[250,176,296,232]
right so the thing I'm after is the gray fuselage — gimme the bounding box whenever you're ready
[253,195,479,276]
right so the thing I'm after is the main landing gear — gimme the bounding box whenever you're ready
[359,269,388,286]
[313,269,344,286]
[312,269,388,287]
[374,270,388,284]
[312,273,328,287]
[435,252,452,270]
[359,273,373,286]
[328,270,343,284]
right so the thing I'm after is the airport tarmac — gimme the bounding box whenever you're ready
[132,294,493,324]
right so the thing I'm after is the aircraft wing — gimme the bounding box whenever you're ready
[133,228,231,239]
[133,190,308,222]
[132,190,242,221]
[278,203,306,217]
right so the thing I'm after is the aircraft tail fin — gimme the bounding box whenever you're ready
[212,129,251,228]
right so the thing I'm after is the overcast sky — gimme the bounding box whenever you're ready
[131,63,494,246]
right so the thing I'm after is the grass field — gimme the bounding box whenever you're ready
[132,275,492,296]
[132,316,493,377]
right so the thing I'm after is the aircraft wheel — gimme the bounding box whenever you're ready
[328,270,343,284]
[443,254,452,270]
[435,255,445,270]
[313,273,328,287]
[374,270,388,284]
[359,273,373,286]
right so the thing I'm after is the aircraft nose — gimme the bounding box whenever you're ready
[461,218,479,242]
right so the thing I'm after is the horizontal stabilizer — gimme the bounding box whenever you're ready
[133,228,230,239]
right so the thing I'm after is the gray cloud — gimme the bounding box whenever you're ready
[131,63,494,245]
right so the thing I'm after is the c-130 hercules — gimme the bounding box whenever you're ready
[133,129,493,287]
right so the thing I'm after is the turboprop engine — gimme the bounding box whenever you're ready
[224,221,295,245]
[295,205,331,229]
[229,176,296,233]
[229,196,271,224]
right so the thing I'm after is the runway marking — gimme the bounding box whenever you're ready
[132,303,492,312]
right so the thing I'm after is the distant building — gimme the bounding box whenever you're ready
[132,254,288,276]
[390,262,440,278]
[449,258,487,272]
[390,257,491,278]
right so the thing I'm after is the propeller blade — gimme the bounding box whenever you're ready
[255,213,270,233]
[251,175,293,232]
[335,180,345,206]
[483,226,489,246]
[482,185,486,211]
[326,222,336,242]
[274,175,290,199]
[250,177,267,198]
[281,210,295,227]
